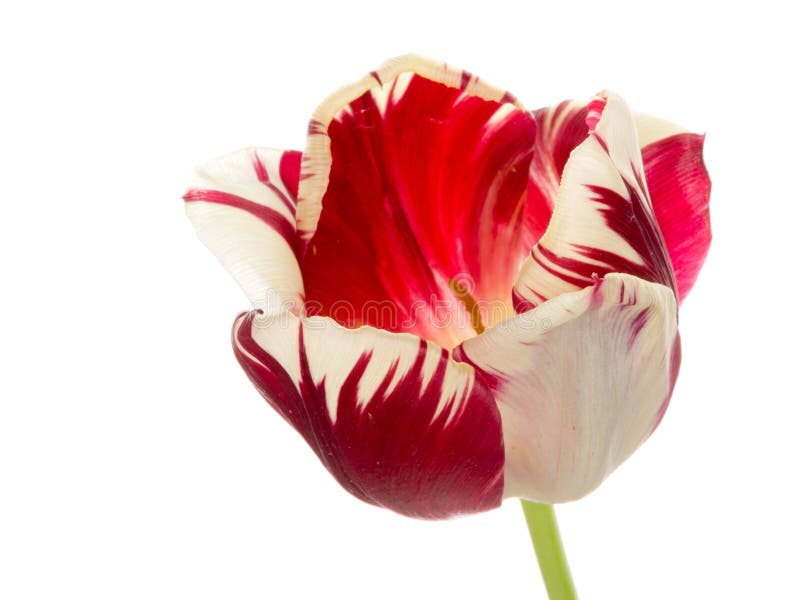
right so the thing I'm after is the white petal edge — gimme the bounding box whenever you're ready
[635,112,688,147]
[296,54,526,243]
[184,147,303,313]
[241,312,478,424]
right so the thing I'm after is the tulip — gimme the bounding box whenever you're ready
[184,55,710,522]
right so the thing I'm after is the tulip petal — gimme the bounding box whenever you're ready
[233,311,504,519]
[184,148,304,313]
[524,101,710,303]
[455,273,680,503]
[639,127,711,300]
[297,55,537,348]
[524,100,589,249]
[514,93,676,311]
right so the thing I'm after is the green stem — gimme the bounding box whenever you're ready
[520,500,578,600]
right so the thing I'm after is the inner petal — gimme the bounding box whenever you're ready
[301,71,537,349]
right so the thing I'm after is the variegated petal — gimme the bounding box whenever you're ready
[456,274,680,503]
[233,311,505,519]
[184,147,303,313]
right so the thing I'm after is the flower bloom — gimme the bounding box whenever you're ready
[184,55,710,519]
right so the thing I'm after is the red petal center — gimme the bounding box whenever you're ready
[301,75,537,349]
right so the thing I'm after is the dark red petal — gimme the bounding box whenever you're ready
[233,312,504,519]
[642,133,711,301]
[298,58,536,348]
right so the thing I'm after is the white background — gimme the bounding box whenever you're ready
[2,1,797,598]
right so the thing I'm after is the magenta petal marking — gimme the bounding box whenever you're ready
[642,134,711,301]
[628,306,651,350]
[585,97,607,131]
[278,150,302,202]
[511,288,538,313]
[580,181,676,290]
[533,246,595,288]
[252,153,295,214]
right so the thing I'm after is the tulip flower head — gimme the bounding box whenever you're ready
[184,55,710,520]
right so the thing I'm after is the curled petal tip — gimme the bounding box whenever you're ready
[585,96,607,132]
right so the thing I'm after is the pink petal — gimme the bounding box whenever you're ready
[514,93,676,311]
[297,55,537,348]
[233,312,504,519]
[455,274,680,503]
[641,131,711,300]
[524,101,710,303]
[184,148,303,313]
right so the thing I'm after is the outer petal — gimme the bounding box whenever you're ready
[233,311,504,519]
[184,147,303,313]
[455,274,680,503]
[639,126,711,300]
[297,55,537,348]
[514,93,676,311]
[525,101,710,303]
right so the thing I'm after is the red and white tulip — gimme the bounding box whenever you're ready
[184,55,710,519]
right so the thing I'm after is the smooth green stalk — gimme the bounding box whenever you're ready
[521,500,577,600]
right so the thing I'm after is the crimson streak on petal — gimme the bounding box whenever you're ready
[252,152,296,214]
[233,312,505,519]
[278,150,302,201]
[184,188,300,259]
[575,180,676,289]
